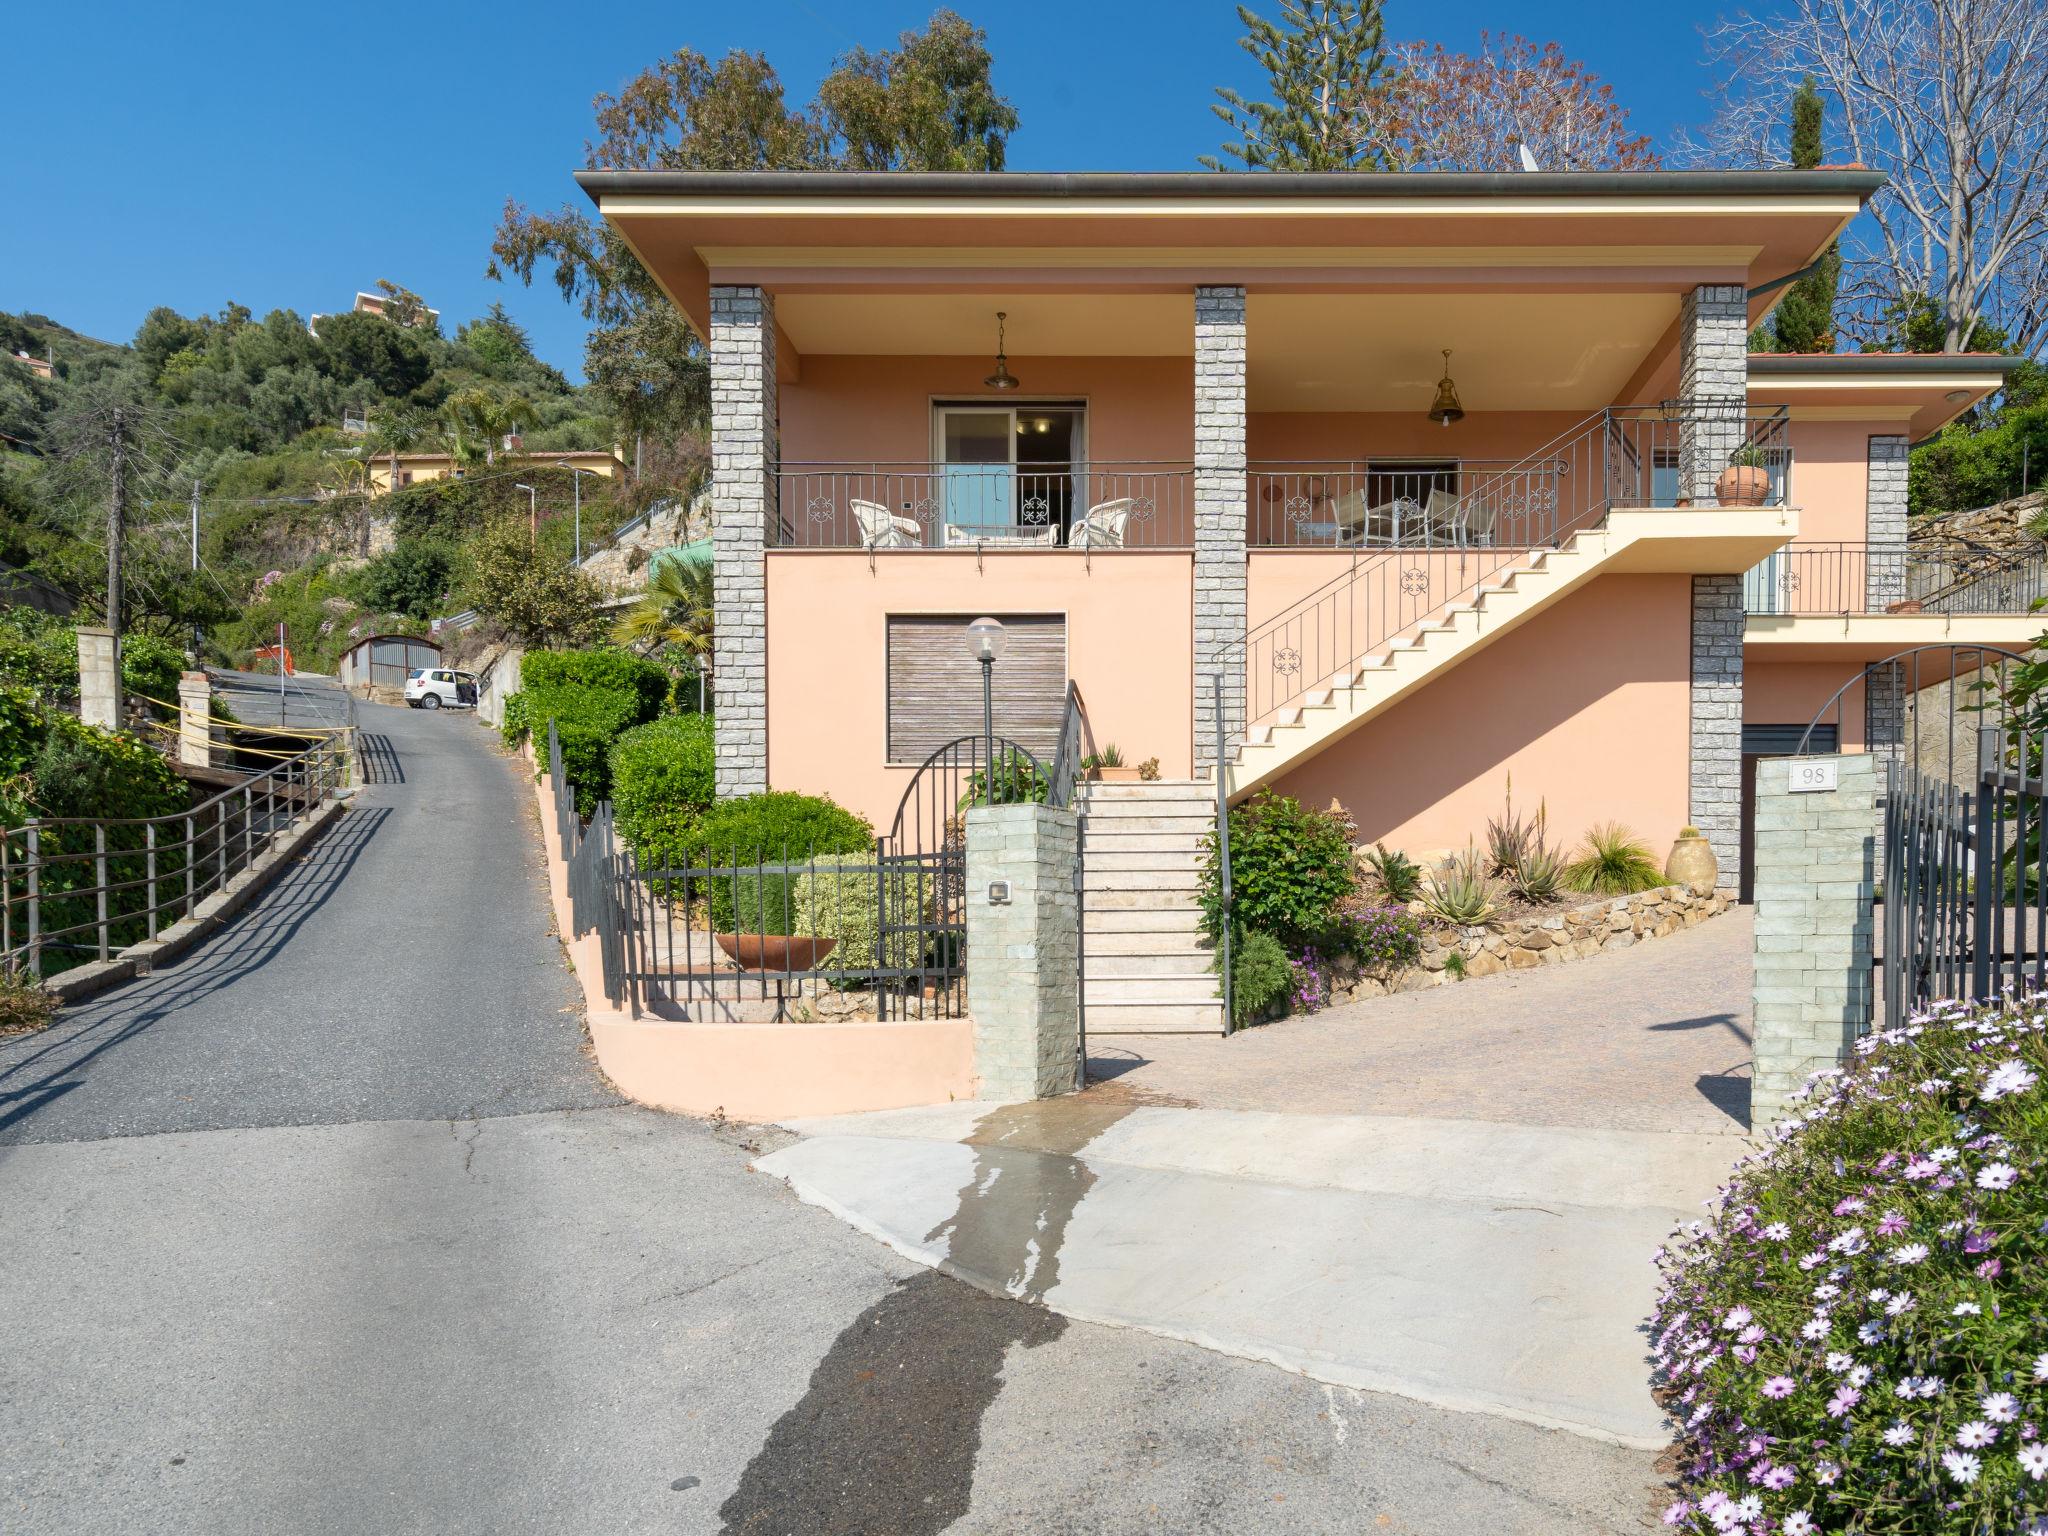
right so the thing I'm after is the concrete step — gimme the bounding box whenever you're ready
[1085,1000,1227,1035]
[1079,814,1215,837]
[1083,907,1207,936]
[1085,887,1205,912]
[1085,974,1222,1005]
[1087,950,1218,977]
[1081,830,1211,855]
[1086,850,1209,874]
[1083,867,1202,893]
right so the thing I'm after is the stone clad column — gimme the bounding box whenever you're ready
[1750,753,1877,1126]
[1865,435,1910,611]
[76,626,118,730]
[177,670,213,768]
[710,285,777,799]
[1193,285,1247,766]
[965,803,1080,1100]
[1691,574,1744,888]
[1678,284,1748,503]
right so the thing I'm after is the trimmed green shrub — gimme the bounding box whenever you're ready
[1563,821,1665,896]
[1231,930,1291,1025]
[511,647,671,813]
[610,714,715,889]
[697,792,875,933]
[1653,994,2048,1533]
[1200,791,1357,949]
[790,855,934,975]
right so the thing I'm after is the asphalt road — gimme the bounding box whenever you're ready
[0,695,1662,1534]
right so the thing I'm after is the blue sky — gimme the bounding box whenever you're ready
[3,1,1724,379]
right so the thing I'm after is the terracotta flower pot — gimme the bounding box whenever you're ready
[713,933,838,971]
[1664,834,1719,892]
[1715,464,1771,508]
[1093,765,1144,783]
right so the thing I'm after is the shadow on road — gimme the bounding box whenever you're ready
[356,734,404,785]
[0,808,387,1138]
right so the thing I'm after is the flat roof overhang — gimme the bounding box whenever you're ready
[1746,353,2022,438]
[586,170,1880,399]
[1746,612,2043,662]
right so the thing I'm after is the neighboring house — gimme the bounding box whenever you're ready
[365,447,628,492]
[8,350,54,381]
[581,168,2031,905]
[310,290,442,334]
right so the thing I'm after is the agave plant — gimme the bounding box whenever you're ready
[1362,841,1424,904]
[1563,822,1665,896]
[1423,844,1498,925]
[1511,840,1567,902]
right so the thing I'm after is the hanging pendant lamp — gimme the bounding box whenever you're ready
[983,311,1020,391]
[1427,348,1465,427]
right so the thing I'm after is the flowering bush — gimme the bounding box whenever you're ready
[1651,995,2048,1533]
[1289,947,1331,1014]
[1328,903,1424,978]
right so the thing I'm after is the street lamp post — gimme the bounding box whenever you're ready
[966,617,1005,804]
[514,482,537,544]
[554,462,598,565]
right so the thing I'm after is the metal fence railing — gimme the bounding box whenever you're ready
[775,462,1193,550]
[1746,543,2048,617]
[2,729,353,978]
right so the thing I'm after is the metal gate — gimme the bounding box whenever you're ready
[1795,645,2037,1031]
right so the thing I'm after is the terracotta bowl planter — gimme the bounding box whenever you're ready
[714,933,838,971]
[1664,833,1719,892]
[1715,464,1771,508]
[1093,765,1144,783]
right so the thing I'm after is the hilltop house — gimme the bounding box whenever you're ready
[581,168,2030,920]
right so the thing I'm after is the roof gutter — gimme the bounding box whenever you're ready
[576,167,1889,206]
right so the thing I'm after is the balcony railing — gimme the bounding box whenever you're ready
[774,462,1193,549]
[1747,543,2048,617]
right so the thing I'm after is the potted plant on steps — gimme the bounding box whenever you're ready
[1087,743,1144,783]
[1664,826,1719,891]
[1715,446,1773,508]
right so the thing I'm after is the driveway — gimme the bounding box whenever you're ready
[0,698,1665,1534]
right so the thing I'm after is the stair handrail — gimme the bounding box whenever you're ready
[1046,682,1098,810]
[1220,402,1790,736]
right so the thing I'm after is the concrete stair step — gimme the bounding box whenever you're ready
[1085,1000,1227,1035]
[1081,830,1211,854]
[1086,850,1209,873]
[1083,867,1202,893]
[1085,975,1221,1005]
[1087,951,1217,977]
[1085,888,1205,913]
[1083,908,1207,936]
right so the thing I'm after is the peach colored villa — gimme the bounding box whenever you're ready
[582,168,2031,907]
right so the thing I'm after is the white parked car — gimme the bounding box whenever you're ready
[405,668,477,710]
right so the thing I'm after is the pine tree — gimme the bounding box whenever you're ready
[1766,76,1841,353]
[1202,1,1389,171]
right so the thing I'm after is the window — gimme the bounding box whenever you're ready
[932,402,1086,538]
[885,614,1067,764]
[1365,460,1458,509]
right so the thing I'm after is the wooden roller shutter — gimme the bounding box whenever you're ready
[887,614,1067,764]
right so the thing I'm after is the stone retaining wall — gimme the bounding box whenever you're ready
[1328,883,1732,1004]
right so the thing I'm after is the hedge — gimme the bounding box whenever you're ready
[696,792,875,934]
[610,714,715,887]
[508,648,670,814]
[790,855,933,974]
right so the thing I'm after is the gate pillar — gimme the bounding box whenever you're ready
[965,802,1080,1101]
[1751,753,1878,1127]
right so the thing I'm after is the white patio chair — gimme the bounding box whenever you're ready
[852,498,920,549]
[1457,493,1498,548]
[1069,497,1134,550]
[1328,488,1379,546]
[1423,487,1464,546]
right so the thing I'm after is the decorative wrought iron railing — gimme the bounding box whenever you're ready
[1745,543,2048,617]
[1231,402,1792,730]
[774,461,1193,549]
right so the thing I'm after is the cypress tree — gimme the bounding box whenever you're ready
[1768,77,1841,353]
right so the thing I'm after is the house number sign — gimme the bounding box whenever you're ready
[1788,760,1839,794]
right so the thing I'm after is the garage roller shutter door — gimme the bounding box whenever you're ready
[887,614,1067,764]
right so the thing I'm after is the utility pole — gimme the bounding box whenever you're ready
[190,478,203,659]
[106,406,127,694]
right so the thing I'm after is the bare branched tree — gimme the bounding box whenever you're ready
[1689,0,2048,354]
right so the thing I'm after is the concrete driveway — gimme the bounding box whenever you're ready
[0,697,1669,1534]
[757,910,1757,1461]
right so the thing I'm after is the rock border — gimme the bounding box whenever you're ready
[1330,882,1732,1004]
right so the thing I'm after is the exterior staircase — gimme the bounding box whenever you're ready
[1209,506,1791,800]
[1079,781,1226,1035]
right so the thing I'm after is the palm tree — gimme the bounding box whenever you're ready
[613,553,713,664]
[441,388,538,469]
[367,405,435,496]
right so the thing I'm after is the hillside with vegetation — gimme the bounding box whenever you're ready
[0,287,687,675]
